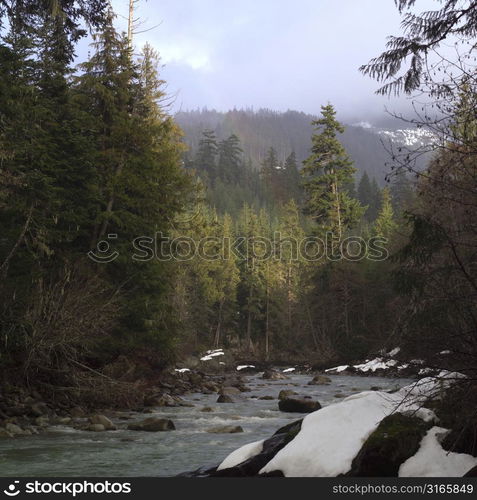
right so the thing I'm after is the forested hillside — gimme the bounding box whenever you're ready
[175,108,431,184]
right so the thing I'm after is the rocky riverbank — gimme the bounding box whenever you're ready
[0,367,261,439]
[0,345,452,443]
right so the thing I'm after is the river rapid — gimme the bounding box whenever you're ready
[0,373,415,477]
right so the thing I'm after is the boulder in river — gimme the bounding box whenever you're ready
[278,390,298,401]
[207,426,244,434]
[127,417,175,432]
[87,424,106,432]
[278,397,321,413]
[0,428,13,438]
[217,395,234,403]
[219,386,241,396]
[262,370,288,381]
[89,414,116,431]
[5,423,27,436]
[307,375,332,385]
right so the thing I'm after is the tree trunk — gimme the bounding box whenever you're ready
[333,174,342,240]
[246,286,253,351]
[214,299,224,348]
[265,281,270,360]
[0,203,34,279]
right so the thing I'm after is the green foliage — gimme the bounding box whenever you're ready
[373,188,397,240]
[0,5,192,388]
[302,104,365,238]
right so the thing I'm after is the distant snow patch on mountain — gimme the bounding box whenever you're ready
[377,128,436,148]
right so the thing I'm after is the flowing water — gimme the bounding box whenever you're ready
[0,373,415,477]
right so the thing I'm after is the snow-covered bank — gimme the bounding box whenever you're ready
[325,347,437,378]
[212,373,476,477]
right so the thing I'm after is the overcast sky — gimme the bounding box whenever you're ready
[107,0,437,122]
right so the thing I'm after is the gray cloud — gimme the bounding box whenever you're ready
[109,0,437,122]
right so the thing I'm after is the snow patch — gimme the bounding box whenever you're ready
[283,368,296,373]
[388,347,401,357]
[217,440,264,471]
[236,365,255,371]
[354,358,398,373]
[174,368,190,373]
[399,427,477,477]
[325,365,349,374]
[200,349,225,361]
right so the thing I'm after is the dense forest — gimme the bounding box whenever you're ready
[0,0,476,413]
[175,108,432,185]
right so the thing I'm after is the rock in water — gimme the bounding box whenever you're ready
[0,428,13,438]
[278,390,298,400]
[127,418,175,432]
[278,398,321,413]
[307,375,332,385]
[262,370,288,380]
[89,414,116,431]
[5,423,26,436]
[207,426,244,434]
[219,387,242,396]
[88,424,106,432]
[346,414,432,476]
[217,395,234,403]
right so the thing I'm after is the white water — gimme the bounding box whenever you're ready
[0,374,414,477]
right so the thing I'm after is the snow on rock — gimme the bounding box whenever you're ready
[236,365,255,371]
[354,358,398,373]
[200,349,225,362]
[399,427,477,477]
[260,392,403,476]
[388,347,401,357]
[283,368,296,373]
[217,440,264,471]
[325,365,349,374]
[259,378,443,477]
[174,368,190,373]
[419,368,434,376]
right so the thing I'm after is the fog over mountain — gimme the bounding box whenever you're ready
[175,108,433,184]
[109,0,437,124]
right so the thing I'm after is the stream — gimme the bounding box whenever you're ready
[0,373,415,477]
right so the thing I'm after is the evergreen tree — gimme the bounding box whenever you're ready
[358,171,381,222]
[217,134,244,184]
[302,104,364,239]
[195,129,218,185]
[390,169,415,215]
[373,188,397,240]
[283,151,302,202]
